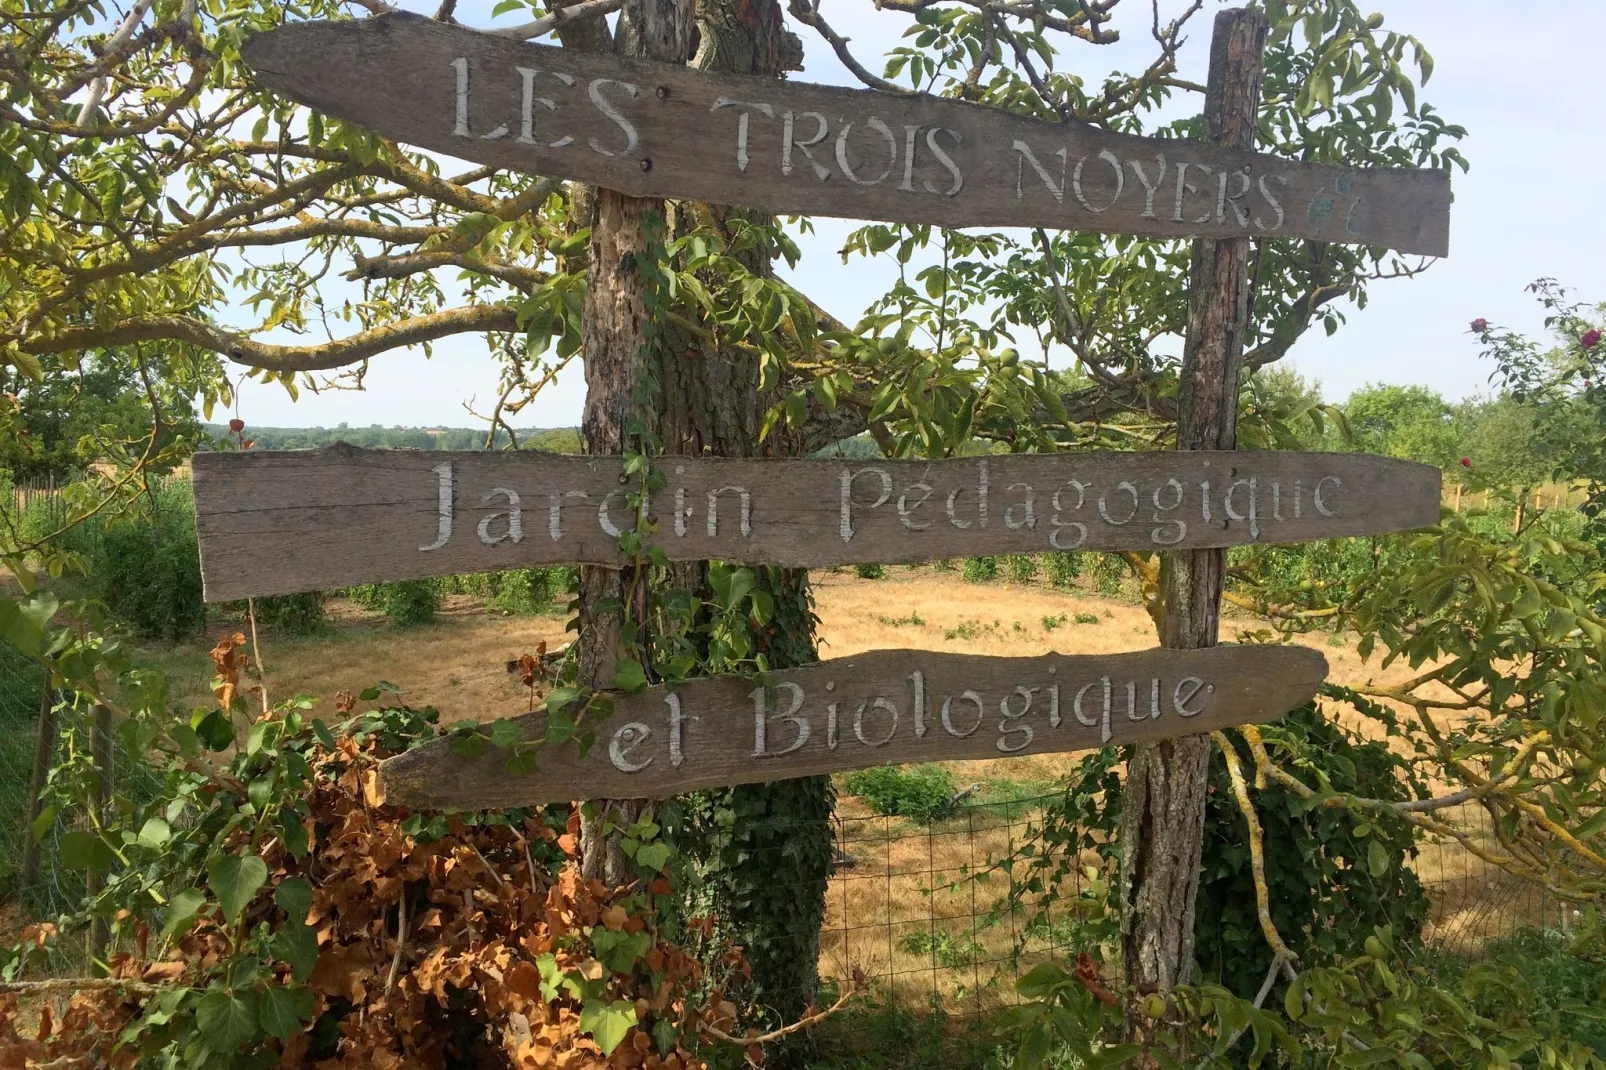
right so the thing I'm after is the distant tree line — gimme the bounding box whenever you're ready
[198,423,582,454]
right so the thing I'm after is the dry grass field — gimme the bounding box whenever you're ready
[133,567,1514,1005]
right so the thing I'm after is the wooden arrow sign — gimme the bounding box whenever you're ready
[377,645,1327,810]
[191,445,1439,602]
[240,15,1451,255]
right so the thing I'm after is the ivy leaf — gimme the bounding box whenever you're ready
[208,853,269,920]
[272,918,320,982]
[162,887,209,939]
[196,988,259,1051]
[612,659,648,693]
[274,877,313,924]
[259,984,314,1043]
[490,718,522,748]
[136,817,171,849]
[579,997,638,1056]
[590,928,651,974]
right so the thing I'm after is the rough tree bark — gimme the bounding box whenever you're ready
[575,0,695,884]
[1118,6,1267,1049]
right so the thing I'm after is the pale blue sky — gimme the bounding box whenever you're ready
[233,0,1606,428]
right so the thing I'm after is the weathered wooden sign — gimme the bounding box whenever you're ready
[377,644,1327,810]
[239,15,1451,255]
[192,445,1440,601]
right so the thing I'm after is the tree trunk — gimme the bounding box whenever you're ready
[575,0,694,884]
[86,703,115,964]
[1119,6,1267,1049]
[21,679,58,889]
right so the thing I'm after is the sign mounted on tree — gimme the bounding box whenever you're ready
[377,644,1327,810]
[240,15,1451,256]
[191,445,1441,601]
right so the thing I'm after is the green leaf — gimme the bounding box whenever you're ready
[136,817,172,849]
[274,877,313,924]
[259,984,314,1043]
[60,830,117,872]
[311,719,337,750]
[635,842,672,873]
[208,853,269,920]
[272,918,319,982]
[612,658,648,693]
[579,997,637,1056]
[192,708,235,751]
[196,988,258,1051]
[162,887,209,939]
[1367,839,1389,878]
[590,927,651,974]
[490,717,522,748]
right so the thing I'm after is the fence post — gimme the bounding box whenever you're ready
[20,680,60,888]
[85,703,115,965]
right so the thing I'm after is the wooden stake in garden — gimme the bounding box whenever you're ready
[1120,8,1268,1045]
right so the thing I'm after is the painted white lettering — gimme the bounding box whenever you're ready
[586,78,639,157]
[598,488,627,538]
[1225,477,1260,540]
[897,483,934,531]
[1073,678,1112,744]
[609,722,654,773]
[1050,480,1089,549]
[1127,154,1167,219]
[1098,482,1140,526]
[835,118,898,186]
[1013,140,1067,203]
[909,671,927,738]
[840,466,893,542]
[665,693,685,768]
[1174,676,1208,717]
[477,488,524,546]
[515,67,559,146]
[1255,174,1288,231]
[997,687,1035,753]
[1048,683,1061,728]
[1150,478,1187,545]
[1072,150,1125,213]
[899,125,920,192]
[1293,478,1304,519]
[854,697,899,747]
[941,691,984,738]
[751,682,809,758]
[1271,481,1285,522]
[782,110,831,179]
[451,57,471,138]
[827,702,839,750]
[1223,167,1252,226]
[1004,482,1037,531]
[421,462,454,551]
[707,486,753,538]
[548,489,589,541]
[923,128,964,196]
[712,98,774,172]
[1314,476,1341,517]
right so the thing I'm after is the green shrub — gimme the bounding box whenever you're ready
[246,592,326,636]
[1041,614,1067,631]
[1088,553,1126,597]
[1073,612,1100,625]
[961,556,998,583]
[897,928,986,968]
[44,481,205,641]
[854,563,886,580]
[930,558,956,572]
[1033,704,1431,1000]
[1004,555,1037,583]
[845,764,957,822]
[1042,551,1083,589]
[1427,928,1606,1056]
[348,579,441,627]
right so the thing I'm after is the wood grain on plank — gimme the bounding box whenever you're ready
[191,445,1441,601]
[240,15,1451,256]
[377,645,1327,810]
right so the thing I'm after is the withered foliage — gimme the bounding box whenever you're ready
[1,730,743,1069]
